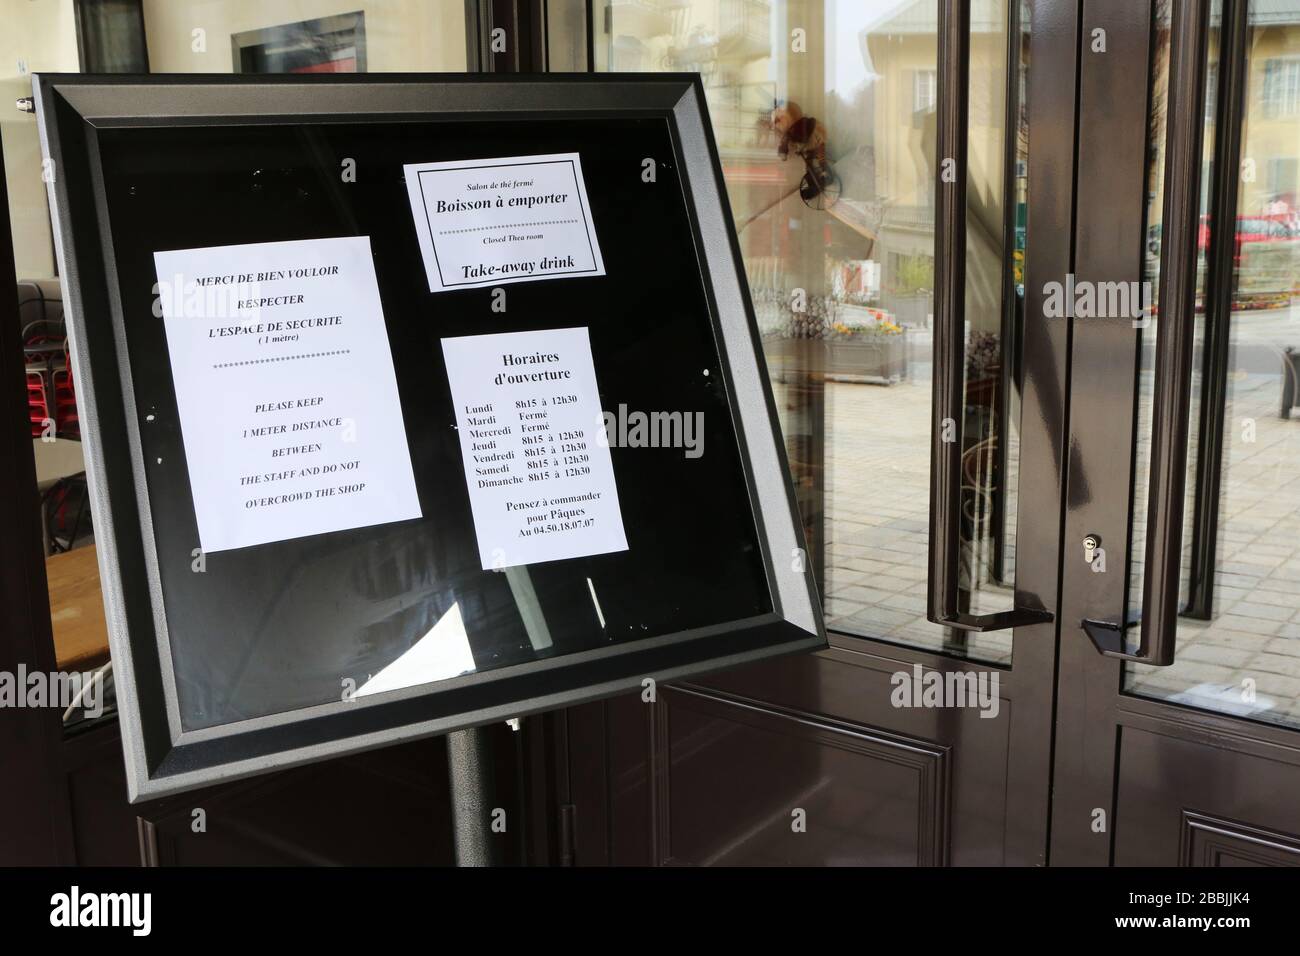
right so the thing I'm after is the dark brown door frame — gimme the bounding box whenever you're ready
[1050,0,1159,865]
[1010,0,1083,864]
[0,133,77,865]
[469,0,551,73]
[0,0,1093,870]
[932,0,1084,864]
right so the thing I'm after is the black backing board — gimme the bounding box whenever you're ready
[98,116,771,730]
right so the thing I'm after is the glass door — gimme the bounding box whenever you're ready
[577,0,1300,867]
[570,0,1075,866]
[1053,0,1300,866]
[1128,0,1300,730]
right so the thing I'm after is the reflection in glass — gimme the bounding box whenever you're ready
[1128,1,1300,728]
[598,0,1029,663]
[232,11,367,74]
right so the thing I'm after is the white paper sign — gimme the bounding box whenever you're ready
[440,327,628,569]
[153,236,421,553]
[404,152,605,293]
[354,603,477,698]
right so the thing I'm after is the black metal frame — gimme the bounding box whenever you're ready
[927,0,1052,634]
[33,72,825,802]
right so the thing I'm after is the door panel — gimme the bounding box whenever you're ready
[1113,704,1300,865]
[135,736,454,866]
[572,636,1035,865]
[655,684,951,866]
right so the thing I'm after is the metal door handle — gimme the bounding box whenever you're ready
[926,0,1051,634]
[1083,0,1211,665]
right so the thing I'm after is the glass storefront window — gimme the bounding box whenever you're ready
[3,0,471,731]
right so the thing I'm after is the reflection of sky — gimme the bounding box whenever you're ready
[829,0,911,95]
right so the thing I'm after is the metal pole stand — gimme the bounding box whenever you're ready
[446,725,499,867]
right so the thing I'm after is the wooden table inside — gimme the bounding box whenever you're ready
[46,544,110,671]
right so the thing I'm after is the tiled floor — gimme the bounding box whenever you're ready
[1127,315,1300,727]
[813,362,1016,666]
[779,304,1300,727]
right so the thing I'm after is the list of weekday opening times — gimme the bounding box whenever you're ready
[441,327,628,570]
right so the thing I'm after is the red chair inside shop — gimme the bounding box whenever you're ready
[27,369,50,438]
[53,342,79,438]
[24,318,64,438]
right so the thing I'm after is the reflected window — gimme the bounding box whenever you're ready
[1262,54,1300,116]
[233,12,366,74]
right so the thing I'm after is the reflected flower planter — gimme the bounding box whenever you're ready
[765,335,907,385]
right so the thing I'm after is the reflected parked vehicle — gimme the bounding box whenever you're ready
[1197,212,1297,261]
[1150,212,1296,260]
[1150,213,1298,311]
